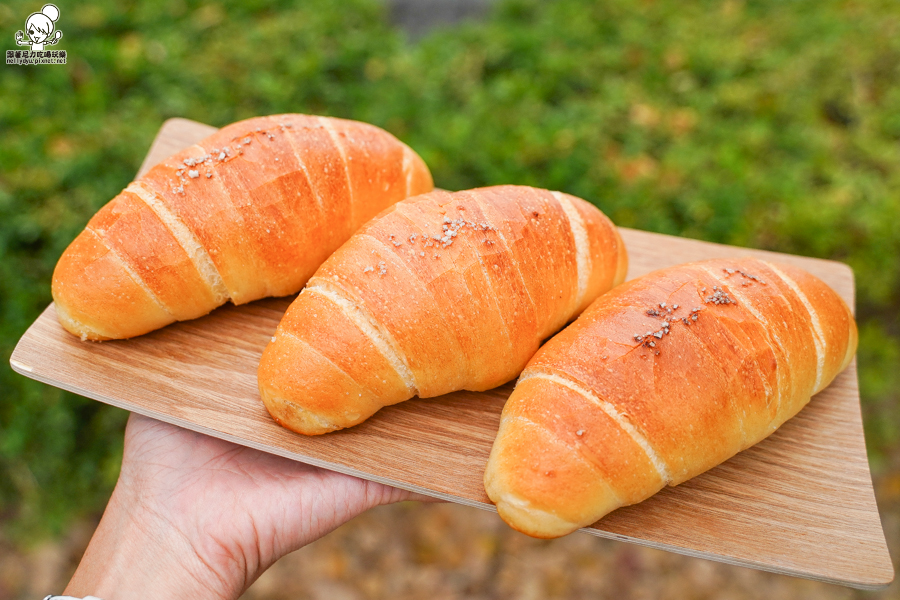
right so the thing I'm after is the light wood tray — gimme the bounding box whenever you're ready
[11,118,893,589]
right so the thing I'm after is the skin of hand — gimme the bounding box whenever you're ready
[65,413,431,600]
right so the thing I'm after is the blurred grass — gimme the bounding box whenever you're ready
[1,0,898,547]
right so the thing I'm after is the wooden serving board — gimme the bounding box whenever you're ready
[11,118,893,589]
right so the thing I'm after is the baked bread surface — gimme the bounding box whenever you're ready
[258,185,628,434]
[484,258,858,538]
[52,114,433,340]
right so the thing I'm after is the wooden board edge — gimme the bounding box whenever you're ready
[617,228,857,310]
[581,527,894,591]
[618,227,855,281]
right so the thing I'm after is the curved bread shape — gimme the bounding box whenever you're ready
[484,257,857,538]
[52,114,433,340]
[258,185,627,434]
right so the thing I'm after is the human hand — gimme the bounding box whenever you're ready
[65,413,429,600]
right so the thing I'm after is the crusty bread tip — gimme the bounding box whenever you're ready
[52,114,433,340]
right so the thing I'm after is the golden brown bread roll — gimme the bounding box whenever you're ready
[484,257,858,538]
[52,114,433,340]
[258,185,628,434]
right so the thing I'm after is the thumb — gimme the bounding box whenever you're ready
[360,480,445,507]
[403,491,445,504]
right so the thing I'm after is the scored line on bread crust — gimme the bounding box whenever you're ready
[551,192,591,309]
[506,411,626,504]
[279,127,327,212]
[460,191,541,335]
[192,139,274,300]
[696,264,784,432]
[277,332,357,431]
[519,370,671,483]
[762,261,826,392]
[401,147,414,198]
[126,181,230,304]
[471,248,516,358]
[304,281,419,395]
[679,303,757,445]
[319,118,355,228]
[82,227,175,318]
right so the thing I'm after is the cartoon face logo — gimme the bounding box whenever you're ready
[15,4,63,51]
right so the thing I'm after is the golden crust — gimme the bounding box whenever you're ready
[86,190,217,321]
[258,185,625,433]
[485,415,620,539]
[484,257,858,538]
[258,287,413,434]
[51,229,173,340]
[52,114,433,340]
[484,375,665,537]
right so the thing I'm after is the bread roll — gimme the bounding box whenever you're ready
[258,185,628,434]
[52,114,433,340]
[484,258,857,538]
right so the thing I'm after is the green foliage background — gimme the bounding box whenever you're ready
[1,0,898,541]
